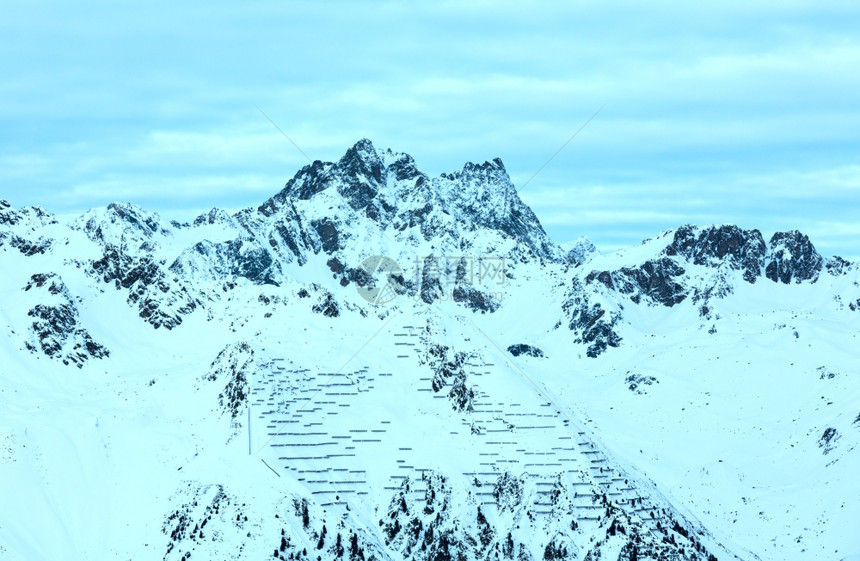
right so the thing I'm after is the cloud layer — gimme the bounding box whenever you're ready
[2,1,858,257]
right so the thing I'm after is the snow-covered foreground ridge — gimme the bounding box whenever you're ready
[1,139,858,561]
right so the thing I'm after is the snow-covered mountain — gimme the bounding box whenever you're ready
[1,140,858,561]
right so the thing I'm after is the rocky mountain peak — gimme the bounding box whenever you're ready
[664,224,766,283]
[434,156,558,259]
[254,140,562,262]
[334,138,386,210]
[0,200,56,229]
[193,208,238,228]
[74,202,171,248]
[384,149,423,182]
[263,139,385,212]
[765,230,824,284]
[341,137,381,168]
[562,237,598,266]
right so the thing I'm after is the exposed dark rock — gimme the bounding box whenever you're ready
[542,538,568,561]
[0,202,57,228]
[335,139,385,210]
[278,160,333,203]
[665,224,766,283]
[818,427,839,455]
[27,303,78,357]
[448,372,475,413]
[563,280,622,358]
[419,256,444,304]
[9,235,52,256]
[507,344,545,358]
[107,202,168,236]
[92,245,161,289]
[312,218,340,254]
[825,256,851,276]
[326,257,345,275]
[0,199,12,223]
[586,258,687,307]
[91,244,198,329]
[312,292,340,317]
[423,344,475,412]
[564,238,597,266]
[493,472,524,511]
[690,273,734,306]
[0,203,58,256]
[74,203,170,249]
[256,140,563,263]
[426,344,462,392]
[22,274,109,367]
[206,342,254,421]
[765,230,823,284]
[170,238,279,285]
[224,240,276,284]
[626,373,659,395]
[374,468,714,561]
[626,258,686,306]
[345,264,374,287]
[24,273,63,294]
[576,304,621,358]
[193,208,235,227]
[388,152,423,182]
[451,286,500,313]
[237,201,313,266]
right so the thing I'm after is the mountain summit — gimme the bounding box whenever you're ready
[256,138,561,264]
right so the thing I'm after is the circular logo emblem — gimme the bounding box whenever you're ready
[355,255,404,305]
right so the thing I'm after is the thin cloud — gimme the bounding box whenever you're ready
[1,1,858,258]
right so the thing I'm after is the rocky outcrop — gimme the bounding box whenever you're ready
[665,224,766,283]
[91,245,198,329]
[162,482,382,561]
[73,202,172,248]
[507,344,545,358]
[818,427,839,455]
[418,256,444,305]
[562,280,622,358]
[22,273,109,367]
[257,139,563,263]
[423,344,476,412]
[0,201,58,255]
[765,230,824,284]
[451,285,500,313]
[7,234,53,256]
[587,258,688,307]
[626,373,659,395]
[563,237,597,266]
[193,208,239,228]
[0,200,57,229]
[825,256,852,277]
[169,237,280,285]
[311,291,341,318]
[379,471,718,561]
[205,342,254,421]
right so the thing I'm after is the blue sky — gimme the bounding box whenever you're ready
[2,1,859,257]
